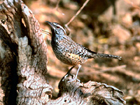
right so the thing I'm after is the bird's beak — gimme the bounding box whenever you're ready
[46,21,55,29]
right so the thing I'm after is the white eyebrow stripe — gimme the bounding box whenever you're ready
[53,22,66,34]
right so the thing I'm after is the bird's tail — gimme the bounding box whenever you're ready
[92,52,122,60]
[84,47,122,60]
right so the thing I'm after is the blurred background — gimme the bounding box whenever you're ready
[23,0,140,104]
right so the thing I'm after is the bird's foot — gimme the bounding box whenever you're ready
[68,76,80,83]
[62,71,80,83]
[62,72,73,81]
[61,65,81,82]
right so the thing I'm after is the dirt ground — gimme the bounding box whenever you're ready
[24,0,140,104]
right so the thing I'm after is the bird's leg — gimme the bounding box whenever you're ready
[62,66,75,81]
[74,65,81,81]
[68,65,81,82]
[62,65,81,82]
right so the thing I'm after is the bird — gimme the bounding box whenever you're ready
[46,21,121,82]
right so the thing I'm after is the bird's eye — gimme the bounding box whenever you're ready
[56,26,60,28]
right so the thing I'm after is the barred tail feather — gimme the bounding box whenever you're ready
[93,53,122,60]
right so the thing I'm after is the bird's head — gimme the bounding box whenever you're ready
[46,21,66,35]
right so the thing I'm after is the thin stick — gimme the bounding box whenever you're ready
[101,65,126,72]
[55,0,65,16]
[65,0,90,28]
[124,0,140,10]
[41,29,51,35]
[55,0,61,10]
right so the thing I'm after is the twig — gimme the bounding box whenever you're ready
[79,65,126,76]
[41,29,51,35]
[101,65,126,72]
[54,0,65,16]
[65,0,90,32]
[55,0,61,10]
[124,0,140,10]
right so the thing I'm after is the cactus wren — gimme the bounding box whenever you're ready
[46,21,121,81]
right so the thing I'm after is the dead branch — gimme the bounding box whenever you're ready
[65,0,90,27]
[56,74,126,105]
[65,0,90,33]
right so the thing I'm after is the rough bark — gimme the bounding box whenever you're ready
[0,0,52,104]
[0,0,125,105]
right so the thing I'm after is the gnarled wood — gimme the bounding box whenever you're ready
[0,0,52,104]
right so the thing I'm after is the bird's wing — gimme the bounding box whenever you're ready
[59,35,96,58]
[58,35,121,60]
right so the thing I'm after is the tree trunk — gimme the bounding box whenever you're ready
[0,0,125,104]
